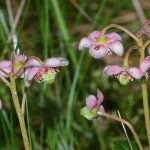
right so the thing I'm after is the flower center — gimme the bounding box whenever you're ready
[14,60,24,72]
[96,36,108,44]
[34,67,59,84]
[118,71,133,85]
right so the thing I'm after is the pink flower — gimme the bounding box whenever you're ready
[103,65,144,85]
[23,57,69,86]
[0,53,27,77]
[80,89,105,120]
[78,31,124,58]
[86,89,105,113]
[140,56,150,73]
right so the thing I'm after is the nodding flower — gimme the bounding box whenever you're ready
[103,65,144,85]
[80,89,105,120]
[78,31,124,58]
[0,53,27,77]
[23,57,69,87]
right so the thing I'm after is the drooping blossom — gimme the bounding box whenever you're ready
[80,89,105,120]
[23,57,69,86]
[103,65,144,85]
[0,53,27,77]
[78,31,124,58]
[140,56,150,73]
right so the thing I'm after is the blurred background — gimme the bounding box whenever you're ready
[0,0,150,149]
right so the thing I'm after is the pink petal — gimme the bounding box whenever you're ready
[99,105,105,113]
[97,89,104,106]
[25,59,41,67]
[89,45,107,58]
[127,67,144,79]
[103,65,123,76]
[105,32,122,42]
[88,31,101,40]
[0,60,11,68]
[24,67,39,81]
[140,56,150,72]
[15,54,27,62]
[0,60,12,76]
[109,41,124,56]
[86,95,97,110]
[78,37,92,50]
[45,57,69,67]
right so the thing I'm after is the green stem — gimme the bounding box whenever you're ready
[141,79,150,148]
[10,74,30,150]
[139,41,150,148]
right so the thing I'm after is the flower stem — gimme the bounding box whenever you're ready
[98,112,143,150]
[139,40,150,148]
[10,74,30,150]
[102,24,139,42]
[141,79,150,148]
[123,46,137,67]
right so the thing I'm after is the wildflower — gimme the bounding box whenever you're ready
[23,57,69,86]
[78,31,123,58]
[103,65,144,85]
[140,56,150,73]
[0,53,27,77]
[80,89,105,120]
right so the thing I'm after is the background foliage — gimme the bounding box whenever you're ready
[0,0,150,149]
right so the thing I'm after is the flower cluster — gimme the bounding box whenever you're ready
[80,89,105,120]
[0,53,69,87]
[79,28,150,120]
[79,30,150,85]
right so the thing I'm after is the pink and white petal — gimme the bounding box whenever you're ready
[89,45,107,58]
[140,56,150,72]
[15,54,27,62]
[45,57,69,67]
[99,105,105,113]
[56,57,69,66]
[97,89,104,106]
[103,65,123,76]
[24,67,39,81]
[86,95,97,110]
[105,32,122,42]
[109,41,124,56]
[0,60,12,76]
[78,37,92,50]
[88,31,101,40]
[128,67,144,79]
[25,59,41,67]
[0,60,11,68]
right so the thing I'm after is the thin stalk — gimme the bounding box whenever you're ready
[9,74,30,150]
[141,79,150,148]
[102,24,139,42]
[139,41,150,148]
[0,74,10,87]
[98,112,143,150]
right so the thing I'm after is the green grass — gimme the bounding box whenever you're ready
[0,0,149,149]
